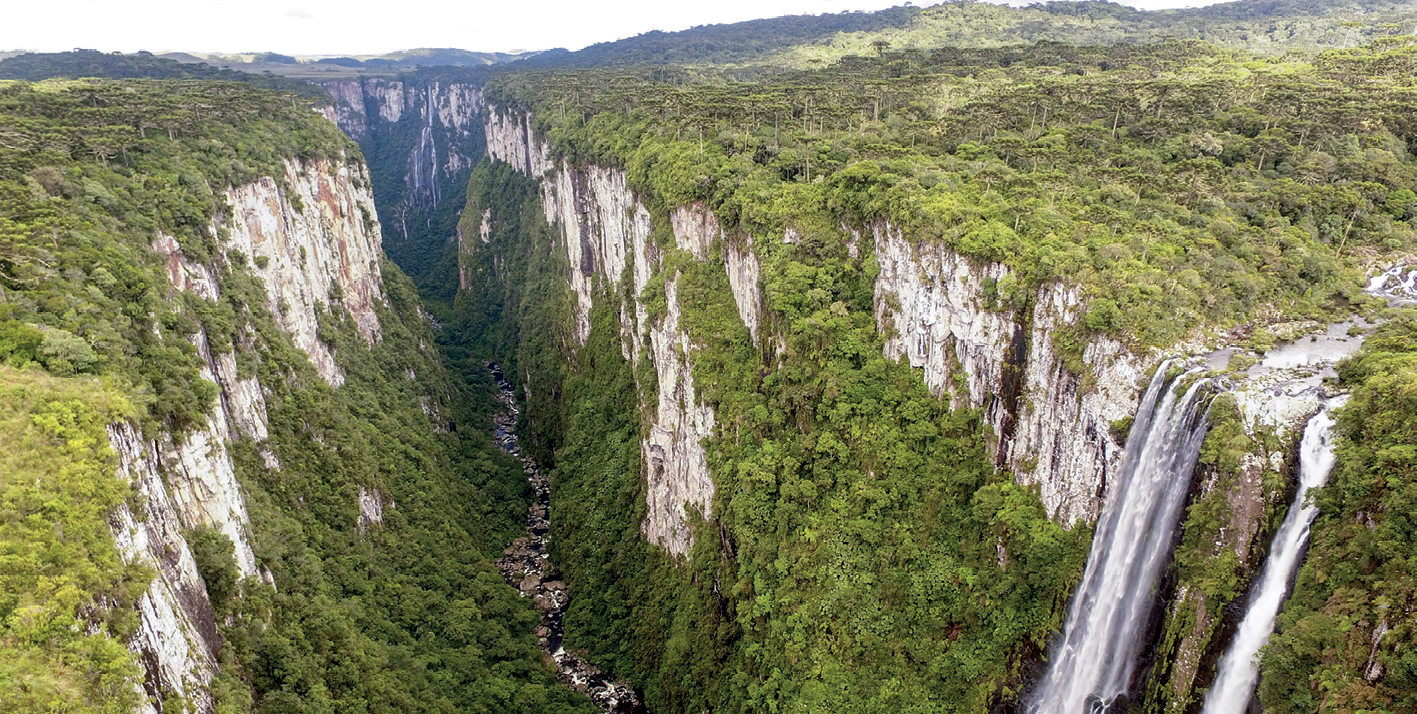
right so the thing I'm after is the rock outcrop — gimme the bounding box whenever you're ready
[109,423,220,714]
[221,157,386,385]
[641,274,717,554]
[112,153,388,713]
[319,77,485,241]
[482,104,1150,549]
[485,109,745,556]
[873,224,1143,524]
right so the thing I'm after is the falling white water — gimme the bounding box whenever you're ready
[1200,404,1342,714]
[1031,364,1212,714]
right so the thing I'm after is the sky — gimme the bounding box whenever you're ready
[2,0,1225,57]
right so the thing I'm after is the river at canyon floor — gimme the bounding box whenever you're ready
[489,364,646,714]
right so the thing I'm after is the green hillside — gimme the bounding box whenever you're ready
[0,78,593,714]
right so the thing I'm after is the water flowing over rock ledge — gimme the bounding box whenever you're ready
[488,365,645,713]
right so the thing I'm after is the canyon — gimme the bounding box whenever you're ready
[8,44,1408,714]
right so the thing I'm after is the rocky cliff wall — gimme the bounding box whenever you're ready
[220,157,386,386]
[872,223,1144,524]
[111,153,388,712]
[485,109,756,556]
[319,78,484,245]
[482,105,1147,551]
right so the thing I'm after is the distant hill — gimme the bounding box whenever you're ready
[513,0,1417,69]
[156,52,208,63]
[376,47,538,67]
[0,50,330,100]
[517,7,919,68]
[146,47,539,77]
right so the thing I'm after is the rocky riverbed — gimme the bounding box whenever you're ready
[489,364,645,713]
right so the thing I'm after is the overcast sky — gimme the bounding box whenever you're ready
[2,0,1225,57]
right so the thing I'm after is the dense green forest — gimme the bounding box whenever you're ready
[1260,309,1417,714]
[5,2,1417,712]
[0,367,146,714]
[460,152,1090,714]
[0,78,593,714]
[517,0,1417,71]
[488,38,1415,350]
[0,51,329,100]
[456,35,1417,714]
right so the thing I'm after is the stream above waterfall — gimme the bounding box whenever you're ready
[488,364,646,713]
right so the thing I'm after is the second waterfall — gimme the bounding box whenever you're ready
[1030,364,1213,714]
[1200,405,1342,714]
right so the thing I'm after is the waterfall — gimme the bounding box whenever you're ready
[1030,364,1212,714]
[410,87,439,210]
[1200,405,1341,714]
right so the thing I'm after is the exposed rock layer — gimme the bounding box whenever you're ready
[485,110,734,556]
[112,154,388,712]
[482,105,1149,551]
[873,223,1143,525]
[319,77,485,240]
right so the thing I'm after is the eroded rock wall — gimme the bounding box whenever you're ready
[485,112,755,556]
[873,224,1144,524]
[109,423,220,714]
[113,153,388,712]
[484,105,1147,551]
[1007,284,1143,525]
[221,157,386,385]
[320,78,485,240]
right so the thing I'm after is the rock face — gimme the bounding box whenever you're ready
[319,78,485,241]
[486,109,752,556]
[109,423,220,714]
[642,275,717,554]
[873,224,1143,525]
[483,105,1150,551]
[221,157,386,385]
[111,153,388,713]
[1007,284,1144,524]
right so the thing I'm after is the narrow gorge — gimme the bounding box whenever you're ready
[489,363,643,712]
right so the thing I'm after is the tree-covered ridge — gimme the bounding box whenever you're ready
[0,368,146,714]
[766,0,1417,70]
[487,38,1417,350]
[514,0,1417,71]
[0,78,352,432]
[516,6,919,69]
[461,37,1417,714]
[0,52,330,100]
[1259,309,1417,714]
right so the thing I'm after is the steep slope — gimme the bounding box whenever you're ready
[318,71,487,295]
[0,78,592,714]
